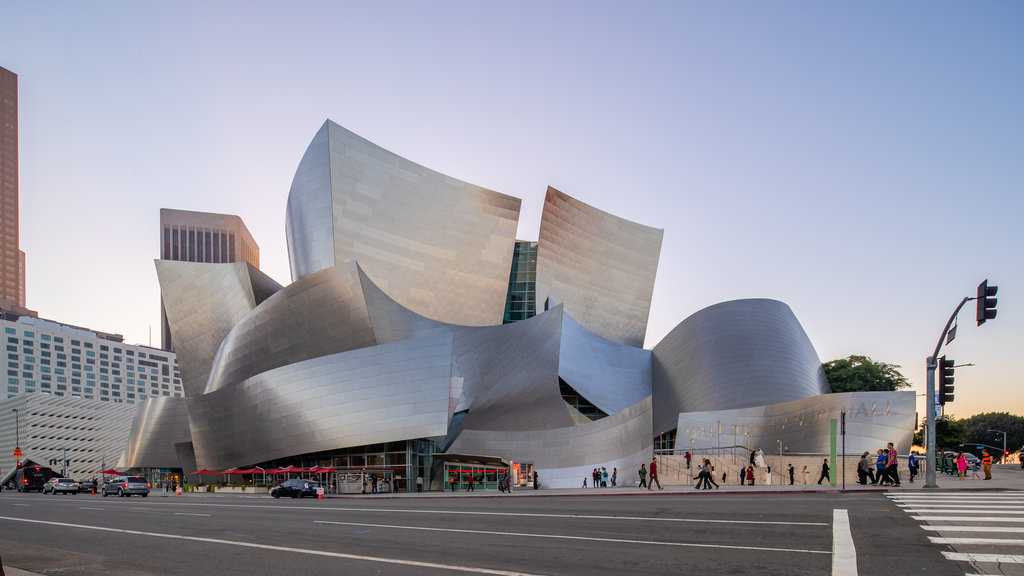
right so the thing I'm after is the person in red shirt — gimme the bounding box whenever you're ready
[648,457,663,490]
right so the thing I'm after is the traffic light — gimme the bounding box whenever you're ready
[939,356,955,405]
[977,279,998,326]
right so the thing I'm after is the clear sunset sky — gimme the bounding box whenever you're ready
[1,2,1021,419]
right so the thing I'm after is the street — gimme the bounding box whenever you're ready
[0,486,977,576]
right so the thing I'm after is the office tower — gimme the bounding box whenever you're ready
[0,66,25,309]
[158,209,259,350]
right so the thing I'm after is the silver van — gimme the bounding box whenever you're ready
[101,476,151,497]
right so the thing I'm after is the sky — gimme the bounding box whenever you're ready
[1,1,1021,421]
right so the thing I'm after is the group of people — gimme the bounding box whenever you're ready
[954,449,993,480]
[856,442,915,486]
[637,457,663,490]
[583,467,617,488]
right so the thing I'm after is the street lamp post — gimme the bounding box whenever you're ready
[11,408,20,467]
[987,430,1007,462]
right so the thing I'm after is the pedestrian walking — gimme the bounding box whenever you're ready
[857,452,873,485]
[971,461,981,479]
[817,458,830,484]
[876,449,889,486]
[416,475,423,492]
[648,457,663,490]
[983,450,993,480]
[907,451,919,483]
[611,467,617,487]
[602,467,609,487]
[886,442,901,486]
[801,465,809,485]
[638,464,647,489]
[685,452,691,469]
[745,466,755,486]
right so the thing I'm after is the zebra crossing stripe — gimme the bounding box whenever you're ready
[928,537,1024,545]
[941,552,1024,563]
[922,526,1024,533]
[911,516,1024,522]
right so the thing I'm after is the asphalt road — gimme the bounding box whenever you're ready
[0,490,966,575]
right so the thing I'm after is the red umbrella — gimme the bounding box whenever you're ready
[188,469,218,475]
[100,469,123,475]
[309,466,336,473]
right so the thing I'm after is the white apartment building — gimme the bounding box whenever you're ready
[2,314,181,403]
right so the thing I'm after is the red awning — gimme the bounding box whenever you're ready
[309,466,336,473]
[100,469,123,475]
[188,469,220,475]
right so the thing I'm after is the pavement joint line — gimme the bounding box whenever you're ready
[831,509,857,576]
[313,519,831,555]
[941,552,1024,564]
[0,515,549,576]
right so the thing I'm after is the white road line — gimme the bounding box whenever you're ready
[125,502,830,527]
[892,502,1024,506]
[0,515,547,576]
[911,516,1024,523]
[831,509,857,576]
[928,537,1024,545]
[11,503,30,507]
[313,520,831,555]
[922,526,1024,533]
[942,552,1024,564]
[79,507,104,511]
[908,509,1024,515]
[174,513,211,517]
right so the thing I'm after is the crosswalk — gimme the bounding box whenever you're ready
[888,491,1024,575]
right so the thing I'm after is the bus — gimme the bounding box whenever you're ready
[15,466,56,492]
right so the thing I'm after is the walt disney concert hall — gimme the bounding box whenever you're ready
[123,120,914,490]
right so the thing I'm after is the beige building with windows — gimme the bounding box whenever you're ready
[159,209,259,350]
[0,65,26,310]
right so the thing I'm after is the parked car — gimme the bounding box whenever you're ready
[77,480,96,493]
[269,478,321,499]
[101,476,151,497]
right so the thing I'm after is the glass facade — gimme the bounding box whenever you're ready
[502,241,537,324]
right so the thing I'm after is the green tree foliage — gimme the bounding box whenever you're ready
[822,355,911,393]
[913,413,1024,459]
[962,412,1024,460]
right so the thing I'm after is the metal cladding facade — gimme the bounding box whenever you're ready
[651,299,832,436]
[285,120,522,327]
[0,394,137,484]
[127,120,911,489]
[535,186,663,348]
[676,391,916,455]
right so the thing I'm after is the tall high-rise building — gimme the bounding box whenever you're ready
[159,209,259,350]
[0,66,26,309]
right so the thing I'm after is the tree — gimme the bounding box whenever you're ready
[961,412,1024,461]
[822,355,911,393]
[915,417,968,451]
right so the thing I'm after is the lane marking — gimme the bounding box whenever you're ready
[831,509,857,576]
[174,513,211,517]
[941,552,1024,564]
[897,504,1024,509]
[132,502,829,527]
[314,520,831,555]
[911,516,1024,522]
[0,515,547,576]
[928,537,1024,545]
[11,504,30,507]
[907,509,1024,515]
[79,507,105,511]
[922,526,1024,533]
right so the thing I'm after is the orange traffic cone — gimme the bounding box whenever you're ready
[176,485,182,495]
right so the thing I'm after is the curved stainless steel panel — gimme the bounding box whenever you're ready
[123,397,191,469]
[676,391,915,455]
[558,311,652,415]
[205,262,377,394]
[535,187,663,348]
[156,260,282,397]
[651,299,831,435]
[450,396,653,489]
[189,334,456,470]
[285,120,522,326]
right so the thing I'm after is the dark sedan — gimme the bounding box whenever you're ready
[269,478,321,499]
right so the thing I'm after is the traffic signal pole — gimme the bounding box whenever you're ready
[925,280,998,488]
[924,297,969,488]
